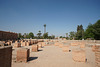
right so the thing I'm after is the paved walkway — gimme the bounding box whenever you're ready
[12,45,95,67]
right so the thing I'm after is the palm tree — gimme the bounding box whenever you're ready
[37,30,42,38]
[44,24,46,33]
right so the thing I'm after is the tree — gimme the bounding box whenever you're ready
[93,20,100,40]
[77,25,80,32]
[60,36,63,38]
[23,33,27,38]
[18,33,23,39]
[26,33,30,39]
[84,20,100,40]
[84,23,94,39]
[51,35,55,39]
[48,35,55,39]
[43,32,48,39]
[69,31,76,40]
[29,32,34,39]
[37,30,42,39]
[66,33,68,37]
[48,36,52,39]
[76,24,84,40]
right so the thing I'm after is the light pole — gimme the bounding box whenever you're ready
[44,24,46,33]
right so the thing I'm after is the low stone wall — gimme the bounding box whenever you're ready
[95,45,100,67]
[62,45,70,52]
[72,49,86,62]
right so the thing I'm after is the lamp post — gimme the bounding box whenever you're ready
[44,24,46,33]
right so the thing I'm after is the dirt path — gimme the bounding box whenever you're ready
[12,45,95,67]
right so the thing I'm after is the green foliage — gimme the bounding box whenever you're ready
[93,20,100,40]
[37,30,42,39]
[69,31,76,40]
[60,36,63,38]
[84,23,94,39]
[43,32,48,39]
[18,33,23,39]
[66,33,68,37]
[76,25,84,40]
[66,37,69,40]
[23,33,27,38]
[29,32,34,39]
[26,33,30,39]
[48,35,55,39]
[51,35,55,39]
[48,36,52,39]
[84,20,100,40]
[44,24,46,27]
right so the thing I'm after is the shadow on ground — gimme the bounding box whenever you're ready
[28,57,38,61]
[38,49,43,52]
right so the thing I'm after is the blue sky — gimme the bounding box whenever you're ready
[0,0,100,37]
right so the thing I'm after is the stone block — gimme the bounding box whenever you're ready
[0,46,12,67]
[38,43,42,48]
[32,45,38,52]
[7,41,11,45]
[21,42,26,46]
[17,48,30,62]
[14,42,21,48]
[26,42,30,46]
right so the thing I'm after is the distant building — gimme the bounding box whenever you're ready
[0,31,18,40]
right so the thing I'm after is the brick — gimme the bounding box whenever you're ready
[38,43,42,48]
[21,41,23,44]
[41,42,46,47]
[0,46,12,67]
[72,49,86,62]
[26,42,30,46]
[28,41,31,45]
[21,42,26,46]
[32,45,38,52]
[10,41,13,45]
[17,48,30,62]
[7,41,11,45]
[15,41,18,43]
[33,40,38,44]
[14,42,21,48]
[30,40,34,45]
[0,41,4,46]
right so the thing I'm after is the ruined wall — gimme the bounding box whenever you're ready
[0,31,18,40]
[0,46,12,67]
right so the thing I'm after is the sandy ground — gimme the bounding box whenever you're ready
[12,45,95,67]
